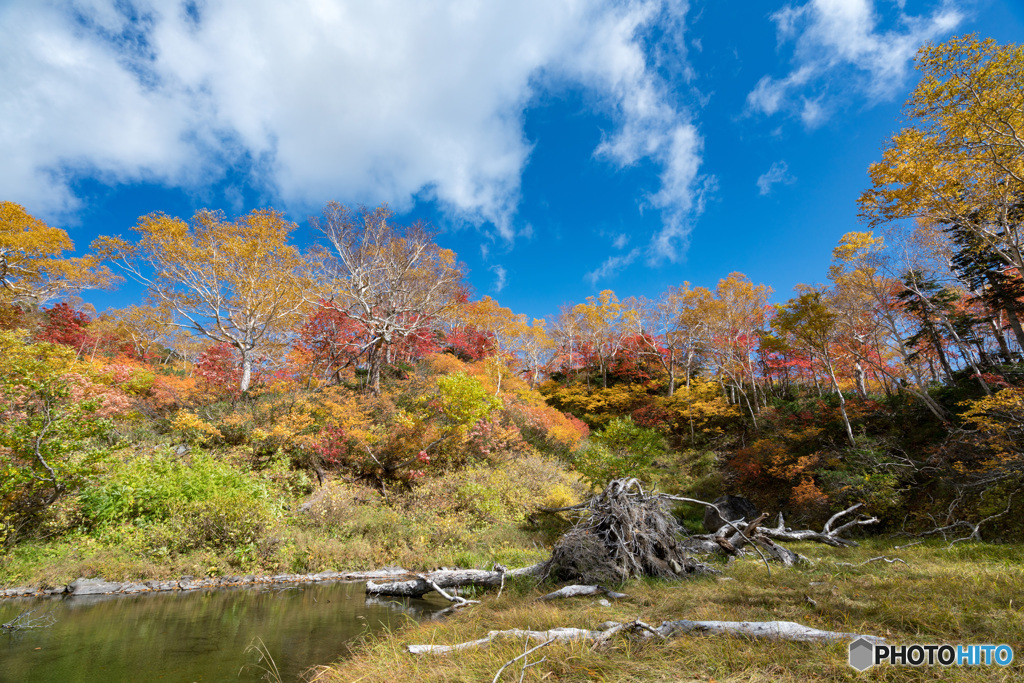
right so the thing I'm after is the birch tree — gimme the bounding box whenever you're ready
[93,208,310,392]
[313,202,465,395]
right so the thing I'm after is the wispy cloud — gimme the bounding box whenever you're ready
[585,247,641,285]
[746,0,962,126]
[756,160,796,195]
[490,265,508,293]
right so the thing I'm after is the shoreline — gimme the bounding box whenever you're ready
[0,568,416,600]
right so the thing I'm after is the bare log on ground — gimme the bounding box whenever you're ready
[836,556,908,568]
[419,575,481,609]
[407,618,885,654]
[538,585,628,601]
[366,564,544,599]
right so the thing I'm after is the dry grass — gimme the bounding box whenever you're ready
[313,539,1024,682]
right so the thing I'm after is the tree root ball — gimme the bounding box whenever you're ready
[544,478,714,583]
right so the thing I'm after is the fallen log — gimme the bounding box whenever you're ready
[538,585,628,601]
[367,563,544,598]
[407,618,885,654]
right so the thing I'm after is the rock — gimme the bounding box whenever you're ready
[69,578,124,596]
[1,586,38,598]
[703,495,760,533]
[120,583,149,594]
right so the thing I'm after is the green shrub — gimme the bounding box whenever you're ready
[572,416,666,487]
[77,449,279,552]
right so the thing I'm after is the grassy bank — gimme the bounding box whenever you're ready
[0,451,567,590]
[313,539,1024,682]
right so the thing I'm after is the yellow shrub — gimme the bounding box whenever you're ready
[170,410,223,445]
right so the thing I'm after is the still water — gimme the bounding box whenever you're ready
[0,581,445,682]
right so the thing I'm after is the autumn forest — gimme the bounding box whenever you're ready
[3,34,1024,680]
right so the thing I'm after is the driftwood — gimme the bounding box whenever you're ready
[538,585,628,601]
[366,564,544,598]
[759,505,880,547]
[836,556,908,568]
[371,482,883,603]
[408,618,886,654]
[680,503,878,563]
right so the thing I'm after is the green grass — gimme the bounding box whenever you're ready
[313,539,1024,682]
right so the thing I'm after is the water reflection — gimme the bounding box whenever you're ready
[0,581,447,682]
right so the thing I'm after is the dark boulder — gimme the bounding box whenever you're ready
[703,495,759,533]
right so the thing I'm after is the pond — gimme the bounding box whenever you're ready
[0,581,446,682]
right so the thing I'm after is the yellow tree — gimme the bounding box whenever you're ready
[94,208,310,392]
[860,36,1024,274]
[624,284,712,397]
[516,317,555,388]
[458,296,527,394]
[572,290,626,389]
[0,201,117,308]
[111,303,176,360]
[703,273,771,428]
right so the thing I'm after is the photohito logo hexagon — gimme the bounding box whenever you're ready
[849,637,875,671]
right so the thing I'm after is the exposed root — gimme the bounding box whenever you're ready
[544,479,716,583]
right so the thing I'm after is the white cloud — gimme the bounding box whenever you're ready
[756,160,796,195]
[612,233,630,249]
[746,0,962,124]
[490,265,507,293]
[1,0,706,254]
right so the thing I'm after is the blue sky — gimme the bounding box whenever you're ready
[3,0,1024,320]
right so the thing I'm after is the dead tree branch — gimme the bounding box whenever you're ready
[1,608,55,631]
[490,637,555,683]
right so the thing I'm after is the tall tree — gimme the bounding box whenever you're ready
[703,273,771,427]
[313,203,465,395]
[571,290,626,389]
[94,208,310,392]
[1,201,116,308]
[828,231,953,423]
[773,289,857,446]
[860,36,1024,275]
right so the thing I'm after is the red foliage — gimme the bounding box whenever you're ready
[630,403,674,432]
[196,343,243,398]
[296,302,370,380]
[36,303,93,354]
[312,425,349,467]
[444,325,497,361]
[296,302,443,381]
